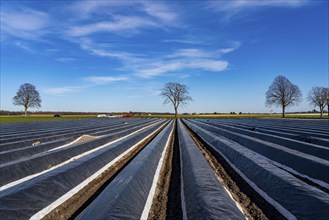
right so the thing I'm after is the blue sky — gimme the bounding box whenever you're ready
[1,0,328,113]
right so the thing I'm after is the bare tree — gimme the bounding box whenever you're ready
[307,87,328,118]
[266,75,302,118]
[13,83,42,117]
[323,88,329,117]
[160,82,192,118]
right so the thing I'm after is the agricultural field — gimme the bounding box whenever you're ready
[0,115,97,123]
[0,118,328,219]
[1,112,328,123]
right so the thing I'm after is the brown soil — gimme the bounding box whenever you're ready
[75,135,96,144]
[147,120,175,220]
[165,121,183,219]
[32,141,41,146]
[182,120,275,220]
[42,121,169,220]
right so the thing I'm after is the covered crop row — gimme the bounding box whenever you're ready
[1,118,328,219]
[0,119,168,219]
[0,118,126,137]
[199,118,329,143]
[0,118,156,151]
[177,120,245,219]
[186,119,329,185]
[0,119,163,186]
[183,119,329,219]
[0,119,159,164]
[76,120,175,219]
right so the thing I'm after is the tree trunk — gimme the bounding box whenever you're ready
[174,106,178,118]
[282,106,285,118]
[24,107,28,117]
[320,106,323,118]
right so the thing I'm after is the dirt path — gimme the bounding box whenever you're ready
[148,121,175,219]
[165,122,183,220]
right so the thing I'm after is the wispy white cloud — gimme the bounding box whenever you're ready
[141,1,177,22]
[79,38,133,60]
[136,62,183,78]
[70,0,177,22]
[133,42,240,78]
[163,39,205,45]
[74,37,237,79]
[1,8,50,39]
[167,49,215,58]
[66,0,178,38]
[219,41,241,54]
[44,86,85,96]
[69,1,132,18]
[67,16,157,37]
[14,41,34,52]
[207,0,310,20]
[207,0,310,12]
[135,47,231,78]
[168,41,240,59]
[188,59,229,71]
[84,76,130,84]
[122,82,163,98]
[178,74,191,79]
[45,75,129,96]
[56,57,75,63]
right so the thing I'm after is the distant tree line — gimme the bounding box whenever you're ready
[8,81,329,118]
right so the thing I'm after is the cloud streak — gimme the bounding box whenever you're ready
[67,16,157,37]
[84,76,130,84]
[134,47,233,78]
[44,86,86,96]
[206,0,311,22]
[45,75,129,96]
[66,0,178,37]
[136,59,229,78]
[56,58,75,63]
[77,40,238,79]
[207,0,310,12]
[1,8,50,39]
[14,41,34,52]
[79,38,134,60]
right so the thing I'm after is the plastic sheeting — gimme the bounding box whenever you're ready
[0,139,70,164]
[187,119,329,184]
[0,119,159,165]
[0,120,167,220]
[193,119,329,159]
[0,119,121,146]
[76,121,174,220]
[0,120,162,186]
[177,120,245,220]
[184,119,329,219]
[0,118,157,151]
[200,119,329,147]
[202,118,329,140]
